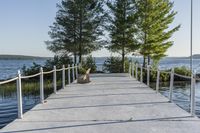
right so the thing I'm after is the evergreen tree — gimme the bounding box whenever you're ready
[46,0,78,63]
[135,0,180,67]
[46,0,105,63]
[106,0,139,72]
[76,0,105,63]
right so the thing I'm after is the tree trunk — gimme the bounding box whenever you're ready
[74,53,77,64]
[143,56,146,67]
[73,12,77,65]
[79,47,82,63]
[122,47,125,73]
[79,0,83,64]
[121,0,126,73]
[147,55,150,65]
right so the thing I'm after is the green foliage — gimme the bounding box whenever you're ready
[135,66,191,82]
[82,55,97,73]
[135,0,180,66]
[22,62,42,76]
[78,67,87,75]
[149,70,170,82]
[174,66,191,76]
[44,55,72,70]
[22,55,72,76]
[46,0,105,63]
[106,0,139,72]
[0,79,60,100]
[103,56,129,73]
[45,0,179,67]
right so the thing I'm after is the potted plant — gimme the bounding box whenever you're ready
[77,67,91,84]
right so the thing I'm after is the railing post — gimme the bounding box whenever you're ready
[40,67,44,103]
[72,64,75,82]
[68,64,71,84]
[136,64,138,80]
[169,68,174,102]
[147,65,150,86]
[75,64,78,79]
[62,65,65,89]
[156,70,160,93]
[191,73,196,116]
[17,70,23,119]
[140,64,143,82]
[132,63,135,78]
[53,66,57,94]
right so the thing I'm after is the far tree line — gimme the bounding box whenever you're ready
[46,0,180,73]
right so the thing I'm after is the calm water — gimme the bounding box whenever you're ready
[0,59,45,80]
[95,57,200,72]
[150,81,200,116]
[0,59,46,128]
[0,58,200,129]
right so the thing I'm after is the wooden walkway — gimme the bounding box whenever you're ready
[1,73,200,133]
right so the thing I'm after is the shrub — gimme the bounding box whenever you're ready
[134,66,191,82]
[174,66,191,76]
[22,55,73,77]
[78,67,87,75]
[82,55,97,73]
[22,62,42,76]
[103,56,129,73]
[44,55,72,70]
[174,66,191,81]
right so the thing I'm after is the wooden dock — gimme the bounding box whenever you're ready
[1,73,200,133]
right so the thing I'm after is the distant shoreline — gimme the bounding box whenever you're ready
[0,54,52,60]
[0,54,199,60]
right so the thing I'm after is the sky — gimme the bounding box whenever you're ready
[0,0,199,57]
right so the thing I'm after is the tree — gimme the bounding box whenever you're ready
[46,0,79,63]
[46,0,105,64]
[75,0,105,63]
[135,0,180,67]
[82,55,97,73]
[103,56,129,73]
[106,0,139,72]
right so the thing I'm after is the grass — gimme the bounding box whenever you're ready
[0,77,67,100]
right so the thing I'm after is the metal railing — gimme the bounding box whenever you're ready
[0,64,79,119]
[129,62,196,116]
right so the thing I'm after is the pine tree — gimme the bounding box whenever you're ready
[107,0,139,72]
[46,0,105,63]
[135,0,180,67]
[46,0,79,63]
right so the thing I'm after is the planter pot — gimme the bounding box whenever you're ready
[77,74,90,84]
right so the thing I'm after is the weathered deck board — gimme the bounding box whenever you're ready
[1,73,200,133]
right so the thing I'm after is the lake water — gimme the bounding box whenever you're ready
[0,58,200,129]
[1,58,200,79]
[95,57,200,72]
[0,59,45,80]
